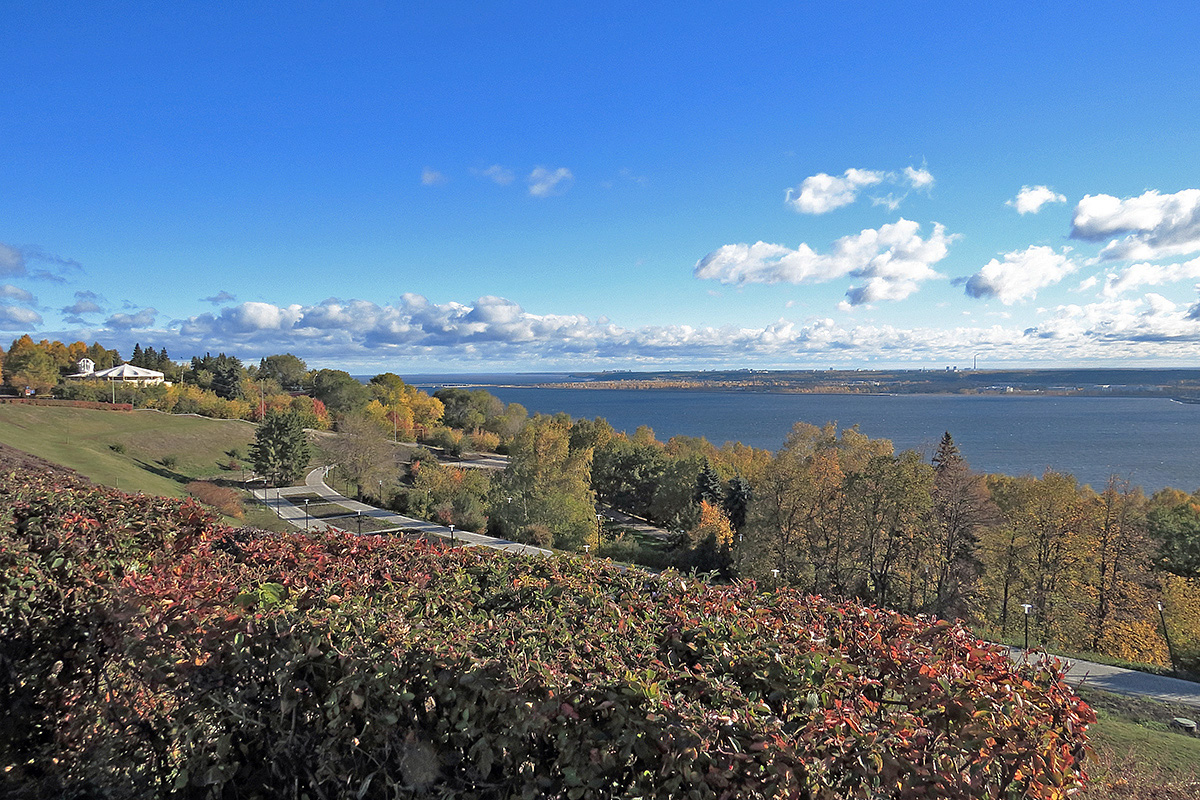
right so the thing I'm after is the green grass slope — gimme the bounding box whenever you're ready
[0,404,256,497]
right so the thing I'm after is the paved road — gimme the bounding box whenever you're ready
[250,467,551,557]
[1005,646,1200,710]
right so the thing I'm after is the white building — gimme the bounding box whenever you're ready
[68,359,167,386]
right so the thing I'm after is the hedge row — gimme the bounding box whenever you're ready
[0,459,1092,799]
[0,397,133,411]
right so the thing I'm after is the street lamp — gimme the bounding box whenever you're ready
[356,511,363,536]
[1021,603,1034,651]
[449,524,455,546]
[583,544,590,555]
[1157,600,1178,675]
[303,498,310,531]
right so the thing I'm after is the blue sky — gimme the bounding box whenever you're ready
[4,1,1200,372]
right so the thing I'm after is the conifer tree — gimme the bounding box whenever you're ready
[931,432,995,618]
[251,410,311,486]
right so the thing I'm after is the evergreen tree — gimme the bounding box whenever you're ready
[930,432,995,618]
[130,343,144,367]
[251,410,311,486]
[723,475,753,532]
[693,461,723,506]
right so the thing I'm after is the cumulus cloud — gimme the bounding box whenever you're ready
[786,169,886,214]
[1007,185,1067,215]
[202,290,237,305]
[1,284,35,303]
[785,166,934,214]
[528,167,573,197]
[904,166,935,190]
[961,246,1079,305]
[0,304,42,329]
[1028,295,1200,347]
[36,288,1200,368]
[695,219,954,305]
[421,168,447,186]
[62,290,103,316]
[1100,256,1200,298]
[476,164,515,186]
[104,308,158,330]
[1072,189,1200,261]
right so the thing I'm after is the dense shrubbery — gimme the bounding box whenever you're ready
[185,480,244,519]
[1,458,1092,799]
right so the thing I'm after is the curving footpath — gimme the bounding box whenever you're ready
[1005,646,1200,709]
[250,467,551,557]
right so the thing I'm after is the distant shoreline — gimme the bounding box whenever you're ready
[399,367,1200,399]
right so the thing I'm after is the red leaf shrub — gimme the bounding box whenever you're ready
[184,480,244,519]
[0,457,1092,799]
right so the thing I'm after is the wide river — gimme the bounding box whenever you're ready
[422,382,1200,493]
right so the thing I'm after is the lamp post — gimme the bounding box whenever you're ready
[449,524,455,546]
[1021,603,1034,651]
[356,511,362,536]
[303,498,310,531]
[1158,601,1178,675]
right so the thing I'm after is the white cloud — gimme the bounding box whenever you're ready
[476,164,515,186]
[695,219,954,305]
[785,169,886,214]
[786,166,934,214]
[104,308,158,330]
[961,245,1078,304]
[421,168,447,186]
[0,304,42,329]
[904,166,935,190]
[1028,295,1200,347]
[35,287,1200,369]
[1071,189,1200,261]
[0,284,34,303]
[1007,185,1067,215]
[1100,256,1200,298]
[528,167,573,197]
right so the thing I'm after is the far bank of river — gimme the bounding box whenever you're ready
[432,385,1200,493]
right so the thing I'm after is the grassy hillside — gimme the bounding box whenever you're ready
[0,404,256,497]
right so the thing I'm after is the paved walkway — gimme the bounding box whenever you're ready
[1006,646,1200,709]
[250,467,551,557]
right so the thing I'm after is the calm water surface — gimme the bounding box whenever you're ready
[475,388,1200,493]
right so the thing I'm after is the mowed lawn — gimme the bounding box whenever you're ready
[0,404,257,497]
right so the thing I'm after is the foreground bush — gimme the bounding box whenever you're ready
[0,457,1092,799]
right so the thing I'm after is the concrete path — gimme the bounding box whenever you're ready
[250,467,551,557]
[1006,646,1200,709]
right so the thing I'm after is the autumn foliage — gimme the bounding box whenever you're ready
[1,456,1092,799]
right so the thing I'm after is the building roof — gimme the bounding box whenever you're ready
[91,364,165,379]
